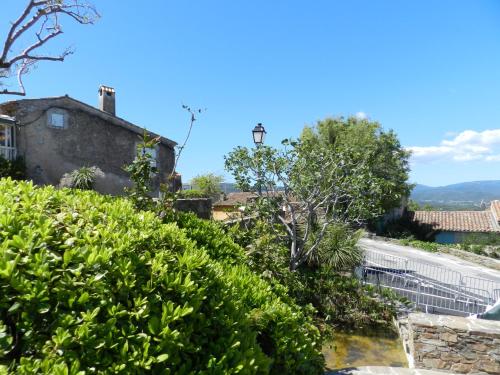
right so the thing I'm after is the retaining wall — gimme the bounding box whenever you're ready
[406,313,500,374]
[174,198,212,220]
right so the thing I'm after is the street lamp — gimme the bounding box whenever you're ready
[252,123,266,146]
[252,123,266,195]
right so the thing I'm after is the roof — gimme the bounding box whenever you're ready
[492,200,500,224]
[0,96,177,148]
[409,202,500,233]
[213,192,257,207]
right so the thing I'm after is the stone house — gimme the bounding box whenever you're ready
[0,86,177,195]
[408,200,500,244]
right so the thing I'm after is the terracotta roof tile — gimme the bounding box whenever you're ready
[491,200,500,225]
[409,209,500,233]
[213,192,257,207]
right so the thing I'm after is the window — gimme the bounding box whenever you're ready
[142,146,158,168]
[50,113,65,128]
[0,124,16,160]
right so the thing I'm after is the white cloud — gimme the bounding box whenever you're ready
[407,129,500,163]
[355,111,368,120]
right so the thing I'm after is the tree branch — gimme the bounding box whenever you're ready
[0,0,98,96]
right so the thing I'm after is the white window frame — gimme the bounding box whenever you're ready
[50,113,65,128]
[47,109,68,129]
[0,123,16,160]
[140,145,158,169]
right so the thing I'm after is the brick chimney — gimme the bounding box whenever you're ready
[98,85,116,115]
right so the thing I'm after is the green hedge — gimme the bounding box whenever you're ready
[0,179,322,374]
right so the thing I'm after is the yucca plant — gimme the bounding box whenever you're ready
[59,166,103,190]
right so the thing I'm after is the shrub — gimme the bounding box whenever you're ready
[0,156,26,180]
[59,166,103,190]
[399,238,440,253]
[0,179,322,374]
[226,220,399,331]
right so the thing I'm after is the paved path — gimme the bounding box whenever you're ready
[358,238,500,284]
[327,366,454,375]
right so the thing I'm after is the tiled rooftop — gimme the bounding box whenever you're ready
[213,192,257,207]
[492,200,500,224]
[409,200,500,233]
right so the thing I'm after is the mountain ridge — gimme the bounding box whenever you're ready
[411,180,500,208]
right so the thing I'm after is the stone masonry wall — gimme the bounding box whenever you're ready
[174,198,212,220]
[409,313,500,374]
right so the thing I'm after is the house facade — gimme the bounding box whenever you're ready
[0,86,177,195]
[408,200,500,244]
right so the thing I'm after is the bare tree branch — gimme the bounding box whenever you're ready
[0,0,99,96]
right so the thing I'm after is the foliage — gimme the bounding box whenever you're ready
[0,179,323,374]
[177,189,209,199]
[190,173,223,201]
[407,200,435,211]
[398,235,500,259]
[123,131,159,211]
[295,271,401,332]
[398,238,440,252]
[0,156,25,180]
[301,116,412,214]
[59,166,103,190]
[225,137,388,270]
[460,234,500,259]
[226,220,399,332]
[306,224,364,273]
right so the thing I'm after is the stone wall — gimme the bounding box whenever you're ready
[408,313,500,374]
[174,198,212,220]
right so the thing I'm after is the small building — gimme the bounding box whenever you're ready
[0,86,177,195]
[408,201,500,244]
[212,192,257,221]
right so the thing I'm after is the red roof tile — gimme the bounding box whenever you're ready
[491,200,500,225]
[410,209,500,233]
[213,192,257,207]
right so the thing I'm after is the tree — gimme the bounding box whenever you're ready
[190,173,223,200]
[225,140,383,270]
[124,131,159,211]
[225,117,412,271]
[1,0,99,96]
[301,116,412,213]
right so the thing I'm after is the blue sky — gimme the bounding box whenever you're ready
[2,1,500,186]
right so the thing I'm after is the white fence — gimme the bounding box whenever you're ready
[360,250,500,316]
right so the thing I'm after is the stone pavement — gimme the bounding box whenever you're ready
[327,366,455,374]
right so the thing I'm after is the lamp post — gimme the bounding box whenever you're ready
[252,123,266,146]
[252,123,266,195]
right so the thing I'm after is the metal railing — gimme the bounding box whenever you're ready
[359,249,500,316]
[0,146,16,160]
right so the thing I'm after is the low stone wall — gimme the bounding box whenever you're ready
[408,313,500,374]
[173,198,212,220]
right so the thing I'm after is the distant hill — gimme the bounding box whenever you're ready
[411,180,500,210]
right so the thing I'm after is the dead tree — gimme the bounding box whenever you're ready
[0,0,99,96]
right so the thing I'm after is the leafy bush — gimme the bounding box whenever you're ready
[0,156,25,180]
[0,179,322,374]
[307,224,363,272]
[226,220,399,331]
[459,233,500,259]
[59,166,103,190]
[398,238,440,253]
